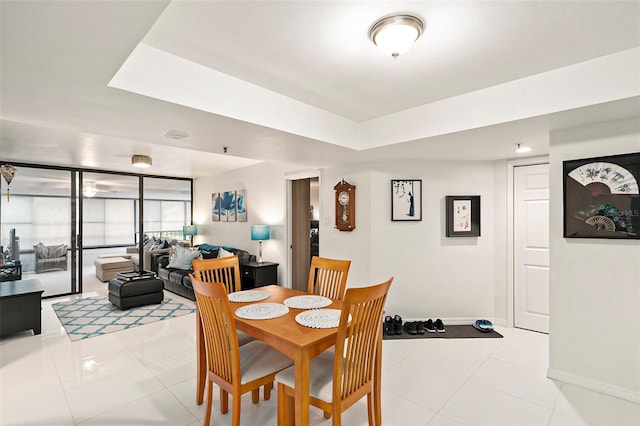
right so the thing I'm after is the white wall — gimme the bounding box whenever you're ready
[548,117,640,402]
[322,159,508,322]
[193,162,290,285]
[194,158,507,323]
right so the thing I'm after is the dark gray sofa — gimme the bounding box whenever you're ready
[155,245,253,301]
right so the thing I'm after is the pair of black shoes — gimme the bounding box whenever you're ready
[383,315,403,335]
[403,319,445,335]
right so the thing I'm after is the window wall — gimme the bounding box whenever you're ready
[0,163,192,298]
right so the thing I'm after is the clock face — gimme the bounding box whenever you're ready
[338,191,349,206]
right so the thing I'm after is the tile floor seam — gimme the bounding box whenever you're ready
[468,379,558,414]
[166,381,203,422]
[488,352,549,375]
[546,381,564,425]
[427,346,495,424]
[74,387,170,426]
[45,338,80,426]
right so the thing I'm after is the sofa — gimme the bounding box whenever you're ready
[33,242,68,273]
[156,244,253,300]
[126,236,186,271]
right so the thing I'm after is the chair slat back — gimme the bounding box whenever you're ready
[190,276,240,384]
[333,277,392,401]
[307,256,351,300]
[192,257,242,294]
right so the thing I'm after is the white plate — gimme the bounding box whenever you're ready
[235,303,289,320]
[228,290,270,303]
[283,295,332,309]
[295,309,345,329]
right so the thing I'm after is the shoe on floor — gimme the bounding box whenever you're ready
[415,321,425,335]
[473,319,493,332]
[403,321,418,335]
[393,315,403,335]
[384,316,395,336]
[423,319,436,333]
[434,318,445,333]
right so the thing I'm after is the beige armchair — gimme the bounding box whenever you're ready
[125,246,170,271]
[34,242,68,273]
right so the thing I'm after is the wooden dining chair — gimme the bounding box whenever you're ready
[192,277,293,426]
[307,256,351,300]
[192,257,242,294]
[191,256,255,345]
[276,276,393,426]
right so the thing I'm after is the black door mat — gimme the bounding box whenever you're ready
[383,324,503,340]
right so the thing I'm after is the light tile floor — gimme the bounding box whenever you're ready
[1,275,639,425]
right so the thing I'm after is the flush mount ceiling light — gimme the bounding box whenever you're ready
[83,185,97,198]
[369,14,424,59]
[515,144,532,154]
[131,154,152,168]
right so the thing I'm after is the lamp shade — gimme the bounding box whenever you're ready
[251,225,270,241]
[183,225,198,238]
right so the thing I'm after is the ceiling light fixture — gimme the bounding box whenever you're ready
[83,185,97,198]
[369,14,424,59]
[515,144,532,154]
[131,154,152,168]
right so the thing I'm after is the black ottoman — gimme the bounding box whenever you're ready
[108,278,164,310]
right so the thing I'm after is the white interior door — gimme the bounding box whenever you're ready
[514,163,550,333]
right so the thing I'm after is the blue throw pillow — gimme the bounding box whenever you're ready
[167,245,202,270]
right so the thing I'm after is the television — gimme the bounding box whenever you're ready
[9,228,19,261]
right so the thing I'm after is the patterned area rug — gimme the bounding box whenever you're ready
[52,297,195,341]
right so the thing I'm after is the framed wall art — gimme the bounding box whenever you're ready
[236,189,247,222]
[445,195,480,237]
[391,179,422,221]
[212,189,247,222]
[563,152,640,239]
[212,193,221,222]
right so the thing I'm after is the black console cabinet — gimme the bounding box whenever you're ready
[240,261,278,290]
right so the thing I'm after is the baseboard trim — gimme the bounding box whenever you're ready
[547,368,640,404]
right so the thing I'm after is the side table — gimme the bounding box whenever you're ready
[240,261,278,290]
[0,261,22,282]
[0,278,44,337]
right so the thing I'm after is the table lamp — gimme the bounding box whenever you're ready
[251,225,270,263]
[183,225,198,247]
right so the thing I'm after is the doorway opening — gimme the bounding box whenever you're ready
[288,175,320,291]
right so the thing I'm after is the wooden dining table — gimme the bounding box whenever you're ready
[195,285,382,425]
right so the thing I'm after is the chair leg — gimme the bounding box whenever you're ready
[264,382,273,400]
[331,408,341,426]
[367,392,376,426]
[220,388,229,414]
[277,383,294,426]
[204,379,213,426]
[251,388,259,404]
[231,391,242,426]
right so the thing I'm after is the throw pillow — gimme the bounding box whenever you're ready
[167,245,202,270]
[48,244,67,258]
[35,242,48,258]
[218,247,234,258]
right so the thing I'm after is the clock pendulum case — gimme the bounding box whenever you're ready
[334,179,356,231]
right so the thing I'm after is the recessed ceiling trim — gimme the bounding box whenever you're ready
[109,43,361,150]
[109,44,640,152]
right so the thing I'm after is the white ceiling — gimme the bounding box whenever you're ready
[1,1,639,179]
